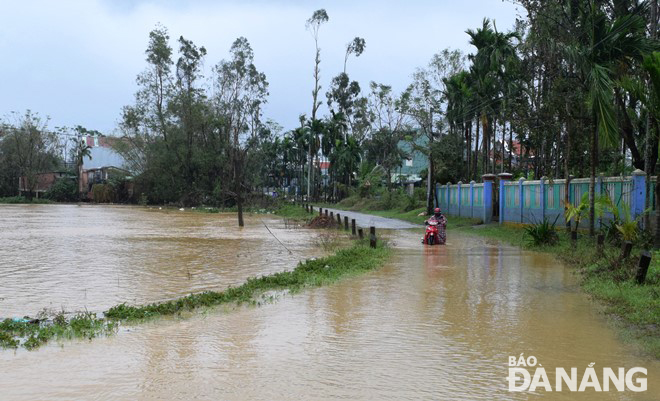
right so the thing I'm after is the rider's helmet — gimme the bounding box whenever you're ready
[434,207,441,217]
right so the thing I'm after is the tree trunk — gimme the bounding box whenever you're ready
[481,115,488,178]
[565,121,572,232]
[508,122,513,172]
[237,196,244,227]
[645,0,658,231]
[466,122,471,180]
[474,118,480,180]
[655,178,660,248]
[589,114,598,236]
[427,155,434,215]
[501,120,506,173]
[491,117,497,174]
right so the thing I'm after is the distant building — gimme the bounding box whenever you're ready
[79,134,131,200]
[393,135,428,185]
[82,135,129,171]
[18,171,75,198]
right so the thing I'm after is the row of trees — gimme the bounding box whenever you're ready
[439,0,659,236]
[115,26,273,226]
[114,3,658,233]
[3,3,656,234]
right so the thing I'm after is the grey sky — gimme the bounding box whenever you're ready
[0,0,522,134]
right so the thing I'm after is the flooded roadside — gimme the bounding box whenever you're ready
[0,205,658,399]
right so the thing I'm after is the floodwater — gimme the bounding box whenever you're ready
[0,205,658,400]
[0,205,326,317]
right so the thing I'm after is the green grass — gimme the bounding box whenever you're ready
[0,196,53,204]
[0,312,117,351]
[105,241,389,320]
[1,241,390,350]
[273,204,314,221]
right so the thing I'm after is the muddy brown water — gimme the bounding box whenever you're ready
[0,205,658,400]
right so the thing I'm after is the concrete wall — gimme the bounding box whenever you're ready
[437,170,654,229]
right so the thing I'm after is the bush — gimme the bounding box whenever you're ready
[44,178,78,202]
[413,187,426,201]
[524,217,559,246]
[91,184,115,203]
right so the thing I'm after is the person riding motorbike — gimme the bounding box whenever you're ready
[426,208,446,226]
[423,208,447,245]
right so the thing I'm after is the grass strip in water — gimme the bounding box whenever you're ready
[0,312,117,351]
[105,241,389,320]
[1,241,389,350]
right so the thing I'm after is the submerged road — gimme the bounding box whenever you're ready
[314,206,420,230]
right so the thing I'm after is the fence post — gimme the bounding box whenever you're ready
[344,216,349,231]
[319,207,323,216]
[351,219,356,235]
[498,173,512,225]
[469,181,475,218]
[632,169,646,227]
[457,181,462,217]
[540,176,547,222]
[519,177,526,223]
[369,226,377,248]
[358,228,364,239]
[482,174,496,224]
[636,251,652,284]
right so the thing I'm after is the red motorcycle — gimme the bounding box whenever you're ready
[423,218,446,245]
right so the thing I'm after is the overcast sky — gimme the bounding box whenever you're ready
[0,0,523,135]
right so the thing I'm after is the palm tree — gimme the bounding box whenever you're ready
[567,2,654,235]
[72,138,92,199]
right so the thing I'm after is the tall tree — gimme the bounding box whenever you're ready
[305,9,329,200]
[2,111,59,200]
[214,37,269,226]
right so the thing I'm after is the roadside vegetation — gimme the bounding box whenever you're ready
[0,196,53,204]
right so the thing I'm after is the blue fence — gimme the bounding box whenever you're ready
[437,170,655,229]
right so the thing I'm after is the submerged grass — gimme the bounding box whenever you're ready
[1,241,390,350]
[0,312,117,351]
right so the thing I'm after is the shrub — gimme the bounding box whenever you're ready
[44,178,77,202]
[524,217,559,246]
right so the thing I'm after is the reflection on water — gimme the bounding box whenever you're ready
[0,206,658,400]
[0,205,326,316]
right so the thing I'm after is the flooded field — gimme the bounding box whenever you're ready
[0,205,327,317]
[0,205,658,400]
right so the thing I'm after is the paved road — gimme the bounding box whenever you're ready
[314,207,421,230]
